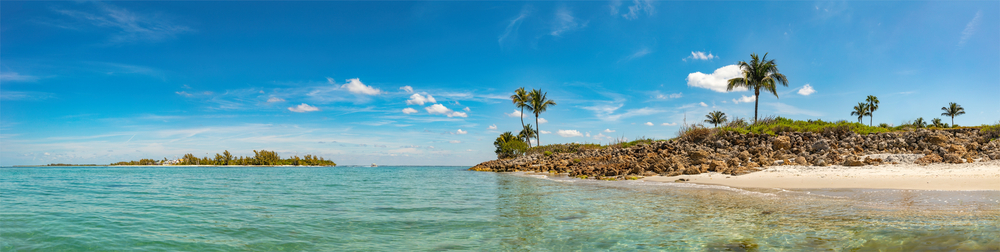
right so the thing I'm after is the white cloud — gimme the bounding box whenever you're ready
[288,103,320,113]
[586,132,591,137]
[684,51,718,61]
[557,130,583,137]
[537,118,548,124]
[175,91,193,97]
[402,108,418,114]
[686,65,746,92]
[603,129,615,133]
[400,86,414,93]
[551,7,585,36]
[337,78,381,95]
[662,122,677,126]
[656,92,682,100]
[425,104,467,117]
[463,107,470,112]
[449,140,462,144]
[267,97,285,103]
[797,84,816,96]
[456,129,467,134]
[959,10,982,46]
[0,72,39,82]
[506,110,527,118]
[406,93,437,105]
[645,122,654,126]
[488,124,497,130]
[540,130,551,134]
[700,102,708,107]
[732,95,756,104]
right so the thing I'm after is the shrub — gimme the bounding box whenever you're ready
[718,116,889,135]
[678,124,715,142]
[543,151,552,157]
[495,132,528,159]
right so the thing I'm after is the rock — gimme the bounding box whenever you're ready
[943,153,965,164]
[774,135,792,150]
[813,158,827,166]
[926,134,949,146]
[689,150,711,165]
[795,156,809,165]
[812,140,830,152]
[709,160,728,172]
[915,153,943,164]
[844,156,865,166]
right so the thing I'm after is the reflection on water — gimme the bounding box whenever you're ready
[1,167,998,251]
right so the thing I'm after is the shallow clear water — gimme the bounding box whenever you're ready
[2,166,998,251]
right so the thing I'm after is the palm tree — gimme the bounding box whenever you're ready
[510,87,530,142]
[912,117,927,128]
[494,132,524,159]
[850,102,870,124]
[865,95,879,127]
[527,89,556,146]
[940,102,966,127]
[727,53,789,123]
[518,124,537,146]
[931,118,947,128]
[704,111,727,127]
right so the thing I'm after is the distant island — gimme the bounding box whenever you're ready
[109,150,336,166]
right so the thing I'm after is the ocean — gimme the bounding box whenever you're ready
[2,166,998,251]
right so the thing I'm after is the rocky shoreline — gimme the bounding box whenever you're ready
[470,128,1000,179]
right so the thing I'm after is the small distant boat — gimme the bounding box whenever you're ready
[371,163,378,167]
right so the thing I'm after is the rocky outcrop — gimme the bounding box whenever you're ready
[469,128,1000,179]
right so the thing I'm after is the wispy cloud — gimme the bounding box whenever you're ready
[0,72,39,82]
[655,92,682,100]
[399,86,414,93]
[401,108,418,114]
[499,7,530,46]
[582,103,663,121]
[425,104,467,118]
[767,102,822,117]
[959,10,982,46]
[53,2,192,43]
[267,97,285,103]
[288,103,320,113]
[488,124,497,130]
[0,91,54,101]
[683,51,718,61]
[732,95,756,104]
[551,7,586,36]
[618,0,654,20]
[620,48,652,62]
[687,65,746,92]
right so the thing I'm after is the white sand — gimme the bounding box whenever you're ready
[643,160,1000,191]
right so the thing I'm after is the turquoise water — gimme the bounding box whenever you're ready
[2,166,998,251]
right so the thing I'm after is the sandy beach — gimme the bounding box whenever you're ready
[644,159,1000,191]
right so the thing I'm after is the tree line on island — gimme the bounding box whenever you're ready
[111,150,336,166]
[492,52,982,159]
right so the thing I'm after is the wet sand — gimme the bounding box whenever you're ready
[643,160,1000,191]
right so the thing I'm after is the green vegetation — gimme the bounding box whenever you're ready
[931,118,948,128]
[528,89,556,146]
[704,111,727,128]
[716,116,889,135]
[45,163,99,166]
[111,150,336,166]
[726,52,788,123]
[543,151,552,157]
[941,102,966,127]
[518,124,537,147]
[866,95,879,126]
[494,131,528,159]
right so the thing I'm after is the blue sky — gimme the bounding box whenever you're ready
[2,1,997,166]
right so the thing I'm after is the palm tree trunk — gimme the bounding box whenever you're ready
[753,89,760,123]
[520,107,528,148]
[951,116,954,127]
[535,115,540,147]
[869,113,873,127]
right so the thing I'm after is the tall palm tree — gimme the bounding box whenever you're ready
[727,53,789,123]
[851,102,870,124]
[940,102,966,127]
[527,89,556,146]
[704,111,727,128]
[865,95,879,127]
[518,124,537,147]
[510,87,530,143]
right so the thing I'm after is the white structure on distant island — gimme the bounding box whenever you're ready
[371,163,377,167]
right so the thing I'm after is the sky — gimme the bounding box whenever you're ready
[1,1,998,166]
